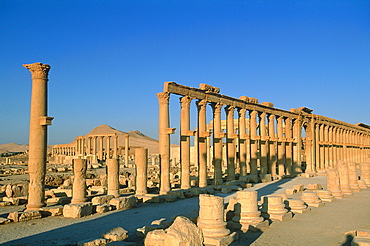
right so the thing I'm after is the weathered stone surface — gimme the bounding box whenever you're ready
[77,238,108,246]
[144,229,166,246]
[305,183,323,190]
[293,184,304,192]
[260,174,272,183]
[109,196,137,210]
[164,216,203,246]
[40,205,64,216]
[7,210,42,222]
[102,227,128,242]
[92,194,115,205]
[95,204,111,213]
[63,202,93,218]
[0,217,11,224]
[46,197,71,204]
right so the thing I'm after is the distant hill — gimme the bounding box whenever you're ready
[0,143,29,154]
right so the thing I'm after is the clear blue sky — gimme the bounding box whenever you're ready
[0,0,369,145]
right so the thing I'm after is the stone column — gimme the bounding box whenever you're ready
[260,112,268,174]
[211,103,224,185]
[157,92,172,194]
[23,62,53,210]
[125,134,130,167]
[197,194,233,244]
[269,114,277,177]
[328,126,334,167]
[277,116,285,176]
[106,136,111,159]
[348,162,360,192]
[93,136,98,164]
[249,110,258,176]
[180,96,193,189]
[87,137,92,155]
[107,158,120,197]
[225,105,236,181]
[360,162,370,186]
[113,134,118,159]
[319,124,325,170]
[238,108,247,177]
[99,136,104,161]
[337,160,353,195]
[326,168,343,199]
[231,190,267,232]
[71,158,88,203]
[135,147,148,195]
[305,121,314,173]
[197,99,208,187]
[285,118,293,175]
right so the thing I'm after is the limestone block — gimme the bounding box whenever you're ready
[8,210,42,222]
[203,232,237,246]
[46,197,71,204]
[316,190,335,202]
[102,227,128,242]
[139,194,164,203]
[221,187,232,194]
[163,195,177,202]
[109,196,137,210]
[95,204,111,213]
[0,217,11,224]
[260,174,272,183]
[151,218,174,228]
[286,199,308,214]
[358,180,368,189]
[305,183,323,190]
[144,229,166,246]
[248,175,259,183]
[51,188,72,197]
[301,192,324,207]
[40,205,64,216]
[285,188,297,195]
[63,202,93,218]
[293,184,304,192]
[106,242,138,246]
[0,201,12,206]
[162,216,203,246]
[77,238,109,246]
[168,189,186,199]
[92,194,115,205]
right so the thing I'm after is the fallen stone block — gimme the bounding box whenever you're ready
[306,183,323,190]
[109,196,137,210]
[102,227,128,242]
[293,184,304,192]
[260,174,272,183]
[144,229,166,245]
[286,188,297,195]
[63,202,93,218]
[91,194,115,205]
[77,238,108,246]
[40,205,64,216]
[106,242,138,246]
[7,210,42,222]
[46,197,71,205]
[164,216,203,246]
[95,204,111,213]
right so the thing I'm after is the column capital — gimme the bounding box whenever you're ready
[180,96,192,108]
[210,102,223,113]
[196,99,208,108]
[23,62,50,80]
[156,92,170,104]
[224,105,235,113]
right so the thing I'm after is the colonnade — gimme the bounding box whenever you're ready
[157,82,370,194]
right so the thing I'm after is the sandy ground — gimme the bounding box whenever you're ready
[0,175,369,246]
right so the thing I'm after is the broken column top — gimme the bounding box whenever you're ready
[23,62,51,80]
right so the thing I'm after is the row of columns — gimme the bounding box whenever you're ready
[157,84,370,194]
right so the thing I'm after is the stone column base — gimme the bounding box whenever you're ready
[203,231,237,246]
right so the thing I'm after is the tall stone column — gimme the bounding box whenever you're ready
[305,121,314,173]
[250,110,258,176]
[238,108,247,176]
[107,158,120,197]
[87,137,92,155]
[277,116,285,176]
[197,99,208,187]
[106,136,111,159]
[337,160,353,195]
[157,92,173,194]
[71,158,88,203]
[225,105,236,181]
[99,136,104,161]
[269,114,277,177]
[125,134,130,167]
[285,118,293,175]
[135,147,148,195]
[260,112,268,174]
[23,62,53,210]
[93,136,98,163]
[180,96,193,189]
[211,103,224,185]
[319,124,325,170]
[314,124,320,171]
[113,134,118,159]
[328,126,334,167]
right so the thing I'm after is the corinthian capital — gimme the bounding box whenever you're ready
[156,92,170,105]
[180,96,192,108]
[23,62,50,80]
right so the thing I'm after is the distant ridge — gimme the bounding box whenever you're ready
[0,143,29,154]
